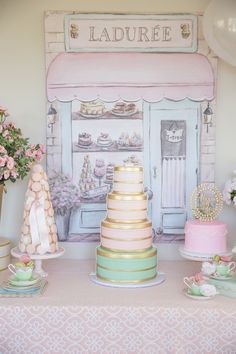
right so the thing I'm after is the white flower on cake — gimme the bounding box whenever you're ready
[199,283,217,297]
[201,261,216,276]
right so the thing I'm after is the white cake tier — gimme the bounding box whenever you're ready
[101,219,152,251]
[112,181,143,194]
[113,165,143,184]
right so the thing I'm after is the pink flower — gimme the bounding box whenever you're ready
[0,106,9,116]
[10,170,18,178]
[0,145,7,154]
[39,144,46,154]
[194,272,203,283]
[3,170,10,179]
[220,255,232,262]
[7,157,14,170]
[25,149,33,157]
[35,150,43,161]
[20,254,31,264]
[0,156,6,167]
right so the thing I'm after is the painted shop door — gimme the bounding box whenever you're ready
[143,99,200,235]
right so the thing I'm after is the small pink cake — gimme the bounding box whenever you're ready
[184,219,228,255]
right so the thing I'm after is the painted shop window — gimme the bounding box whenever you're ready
[45,12,216,244]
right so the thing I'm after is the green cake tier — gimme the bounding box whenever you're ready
[96,246,157,283]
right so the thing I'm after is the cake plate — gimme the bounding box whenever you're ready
[89,272,166,288]
[179,246,232,262]
[11,247,65,277]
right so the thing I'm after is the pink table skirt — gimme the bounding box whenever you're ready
[0,259,235,354]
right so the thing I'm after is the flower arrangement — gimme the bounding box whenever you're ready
[0,106,45,185]
[49,173,80,216]
[222,172,236,207]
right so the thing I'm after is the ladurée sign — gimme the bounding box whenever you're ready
[65,14,197,52]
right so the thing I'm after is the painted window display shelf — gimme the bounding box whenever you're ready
[0,259,235,354]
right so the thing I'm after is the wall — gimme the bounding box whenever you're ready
[0,0,236,260]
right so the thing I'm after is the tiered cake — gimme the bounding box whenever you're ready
[96,165,157,283]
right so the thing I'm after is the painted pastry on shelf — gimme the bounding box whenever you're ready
[78,132,92,147]
[111,102,136,116]
[79,155,96,194]
[96,132,112,147]
[18,164,59,255]
[80,99,105,117]
[94,159,106,186]
[118,132,143,149]
[104,163,115,185]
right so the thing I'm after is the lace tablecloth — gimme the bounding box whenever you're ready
[0,259,235,354]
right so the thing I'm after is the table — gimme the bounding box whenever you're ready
[0,259,235,354]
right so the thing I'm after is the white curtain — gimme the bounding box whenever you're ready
[162,157,185,208]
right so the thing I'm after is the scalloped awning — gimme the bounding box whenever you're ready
[47,52,214,102]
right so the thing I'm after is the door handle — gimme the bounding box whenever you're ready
[153,166,157,179]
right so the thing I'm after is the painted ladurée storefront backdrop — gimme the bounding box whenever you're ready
[45,12,217,244]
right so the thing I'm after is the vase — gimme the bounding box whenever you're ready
[55,210,71,241]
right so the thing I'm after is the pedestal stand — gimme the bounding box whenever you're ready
[11,247,65,277]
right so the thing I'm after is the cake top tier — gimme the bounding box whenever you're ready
[114,165,143,172]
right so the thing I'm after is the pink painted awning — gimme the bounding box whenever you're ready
[47,52,214,102]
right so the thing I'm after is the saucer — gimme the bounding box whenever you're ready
[9,274,41,287]
[210,273,233,281]
[184,289,216,300]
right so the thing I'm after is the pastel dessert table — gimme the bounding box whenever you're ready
[0,259,235,354]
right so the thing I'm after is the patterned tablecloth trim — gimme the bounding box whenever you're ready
[0,305,236,353]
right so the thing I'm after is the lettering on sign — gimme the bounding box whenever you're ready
[65,14,197,52]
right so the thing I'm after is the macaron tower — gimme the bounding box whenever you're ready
[18,164,59,255]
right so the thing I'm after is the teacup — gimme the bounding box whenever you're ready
[216,262,236,276]
[183,277,202,296]
[8,264,33,281]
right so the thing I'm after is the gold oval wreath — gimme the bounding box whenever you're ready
[191,183,223,222]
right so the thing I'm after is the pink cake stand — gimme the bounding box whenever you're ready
[11,246,65,277]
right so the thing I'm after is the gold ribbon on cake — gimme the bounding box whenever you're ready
[108,193,147,201]
[96,274,156,283]
[97,247,157,259]
[102,220,151,229]
[96,264,156,272]
[101,234,152,241]
[114,166,143,172]
[106,217,148,224]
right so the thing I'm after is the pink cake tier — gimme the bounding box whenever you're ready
[184,219,228,254]
[107,193,148,222]
[101,219,152,251]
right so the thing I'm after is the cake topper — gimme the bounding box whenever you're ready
[191,183,223,221]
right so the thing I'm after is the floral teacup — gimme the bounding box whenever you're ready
[183,277,202,296]
[216,262,236,276]
[183,276,217,297]
[8,264,33,281]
